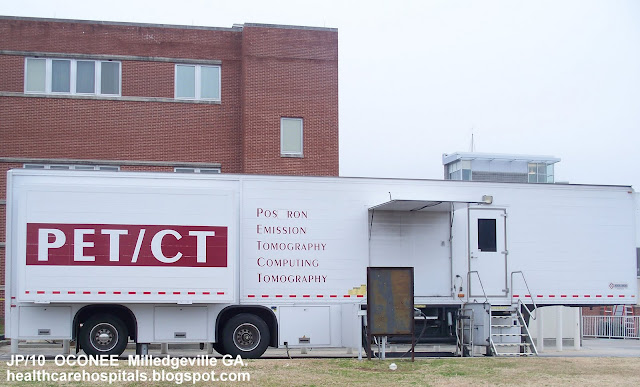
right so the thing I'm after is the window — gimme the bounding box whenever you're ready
[24,164,120,171]
[528,163,554,183]
[175,64,220,100]
[447,160,471,180]
[24,58,121,96]
[281,117,303,157]
[477,219,497,252]
[174,167,221,174]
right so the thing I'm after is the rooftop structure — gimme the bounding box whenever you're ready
[442,152,560,183]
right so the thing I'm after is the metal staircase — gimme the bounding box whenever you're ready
[489,303,537,356]
[489,271,539,357]
[457,270,538,357]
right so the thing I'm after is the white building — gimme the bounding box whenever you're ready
[442,152,560,183]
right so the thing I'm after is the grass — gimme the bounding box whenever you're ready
[1,357,639,386]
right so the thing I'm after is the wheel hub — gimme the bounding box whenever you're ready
[233,323,260,352]
[89,323,118,352]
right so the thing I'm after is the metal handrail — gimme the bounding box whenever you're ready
[467,270,488,304]
[510,271,537,320]
[515,302,539,355]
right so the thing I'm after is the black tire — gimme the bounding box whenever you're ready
[221,313,269,358]
[79,314,128,356]
[212,341,226,355]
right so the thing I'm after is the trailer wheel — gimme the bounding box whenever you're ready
[79,314,128,356]
[222,313,269,359]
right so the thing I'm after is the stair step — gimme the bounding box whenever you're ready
[493,343,531,347]
[492,333,528,337]
[492,324,521,328]
[492,315,516,319]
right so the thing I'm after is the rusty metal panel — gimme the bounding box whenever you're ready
[367,267,414,336]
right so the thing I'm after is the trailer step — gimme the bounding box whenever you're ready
[489,303,538,357]
[494,343,531,347]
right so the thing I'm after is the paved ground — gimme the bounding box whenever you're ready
[0,338,638,359]
[538,338,640,357]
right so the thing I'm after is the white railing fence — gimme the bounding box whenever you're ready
[583,316,640,339]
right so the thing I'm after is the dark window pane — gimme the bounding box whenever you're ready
[76,61,95,93]
[478,218,497,252]
[101,62,120,95]
[52,60,71,92]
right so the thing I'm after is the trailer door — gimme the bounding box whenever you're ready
[469,208,507,297]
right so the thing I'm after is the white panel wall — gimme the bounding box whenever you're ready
[369,211,451,297]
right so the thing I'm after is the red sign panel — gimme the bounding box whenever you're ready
[26,223,227,267]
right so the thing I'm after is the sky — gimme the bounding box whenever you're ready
[2,0,639,188]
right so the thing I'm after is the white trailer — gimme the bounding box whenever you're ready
[4,169,637,357]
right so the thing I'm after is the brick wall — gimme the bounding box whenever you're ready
[0,17,338,175]
[241,26,339,176]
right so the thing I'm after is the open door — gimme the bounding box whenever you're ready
[469,208,507,298]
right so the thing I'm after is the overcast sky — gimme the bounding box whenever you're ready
[2,0,639,188]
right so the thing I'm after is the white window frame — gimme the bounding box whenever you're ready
[528,162,556,183]
[280,117,304,157]
[24,57,122,96]
[23,164,120,171]
[173,167,221,174]
[174,64,221,101]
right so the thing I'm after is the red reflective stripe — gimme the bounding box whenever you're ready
[247,295,255,298]
[525,295,531,298]
[113,291,121,295]
[357,295,364,298]
[52,291,60,295]
[129,292,136,295]
[68,291,76,294]
[289,295,297,298]
[275,295,283,298]
[619,295,625,297]
[83,291,91,294]
[584,295,590,298]
[303,295,310,298]
[595,295,602,298]
[217,292,225,295]
[344,295,351,298]
[202,292,210,295]
[37,291,45,294]
[173,292,181,295]
[188,292,195,295]
[144,292,151,295]
[512,294,519,298]
[262,295,269,298]
[607,295,614,297]
[572,295,579,298]
[25,291,30,294]
[317,295,324,298]
[98,291,106,295]
[330,295,337,298]
[158,292,166,295]
[536,295,543,298]
[549,295,555,298]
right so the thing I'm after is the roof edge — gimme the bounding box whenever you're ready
[0,15,242,32]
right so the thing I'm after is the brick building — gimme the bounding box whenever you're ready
[0,16,339,319]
